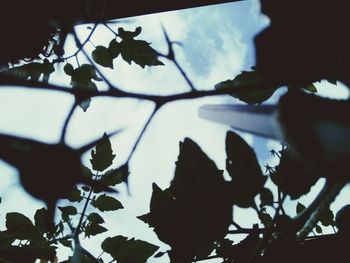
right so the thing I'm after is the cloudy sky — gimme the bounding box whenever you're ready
[1,1,350,262]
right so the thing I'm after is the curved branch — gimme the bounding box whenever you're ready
[60,102,78,144]
[0,74,271,104]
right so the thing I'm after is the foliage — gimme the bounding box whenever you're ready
[0,1,348,263]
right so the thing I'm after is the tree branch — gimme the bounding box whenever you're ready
[0,74,271,104]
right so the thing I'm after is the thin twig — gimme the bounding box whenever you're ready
[161,26,197,91]
[228,228,265,235]
[72,28,119,92]
[53,23,99,63]
[173,58,197,91]
[232,220,243,230]
[248,194,287,263]
[75,175,96,237]
[126,104,160,164]
[60,102,78,144]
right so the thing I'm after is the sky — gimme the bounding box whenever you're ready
[1,1,350,262]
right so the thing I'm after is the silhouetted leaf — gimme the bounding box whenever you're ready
[216,234,261,263]
[303,83,317,93]
[108,39,120,58]
[315,225,322,234]
[102,235,159,263]
[100,166,126,186]
[34,208,49,234]
[258,211,272,227]
[0,231,15,247]
[87,212,104,224]
[91,194,123,212]
[296,202,306,214]
[319,207,335,227]
[1,59,55,82]
[58,206,77,222]
[118,27,142,39]
[271,148,319,199]
[69,64,101,111]
[59,239,73,250]
[85,222,107,238]
[118,27,163,68]
[215,70,278,104]
[67,186,83,203]
[154,251,167,258]
[92,46,114,69]
[90,133,116,172]
[260,188,274,206]
[137,213,154,228]
[64,63,74,75]
[226,131,266,208]
[6,212,36,240]
[147,138,232,262]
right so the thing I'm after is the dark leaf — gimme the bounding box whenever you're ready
[226,131,266,208]
[59,239,73,250]
[102,235,159,263]
[87,212,105,225]
[215,70,278,104]
[258,211,272,227]
[1,59,55,82]
[64,63,74,75]
[100,165,127,186]
[82,165,94,179]
[137,213,154,228]
[154,251,167,258]
[0,231,15,247]
[118,27,163,68]
[67,186,83,203]
[216,234,261,263]
[85,222,108,238]
[92,46,114,69]
[70,64,101,111]
[260,188,274,206]
[34,207,49,234]
[82,186,91,192]
[148,138,232,262]
[271,148,319,199]
[90,132,116,172]
[91,194,123,212]
[319,207,335,227]
[315,225,323,234]
[118,26,142,39]
[303,83,317,93]
[58,206,77,221]
[296,202,306,214]
[6,212,36,240]
[108,39,121,59]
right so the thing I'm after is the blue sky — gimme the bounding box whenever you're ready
[1,1,350,262]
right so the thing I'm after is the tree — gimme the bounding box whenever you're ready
[0,1,349,263]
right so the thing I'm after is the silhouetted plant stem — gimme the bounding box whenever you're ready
[73,28,118,92]
[126,104,160,164]
[74,172,98,237]
[228,228,265,234]
[248,194,287,263]
[60,102,78,144]
[0,73,270,103]
[53,23,99,63]
[161,26,197,91]
[231,220,243,230]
